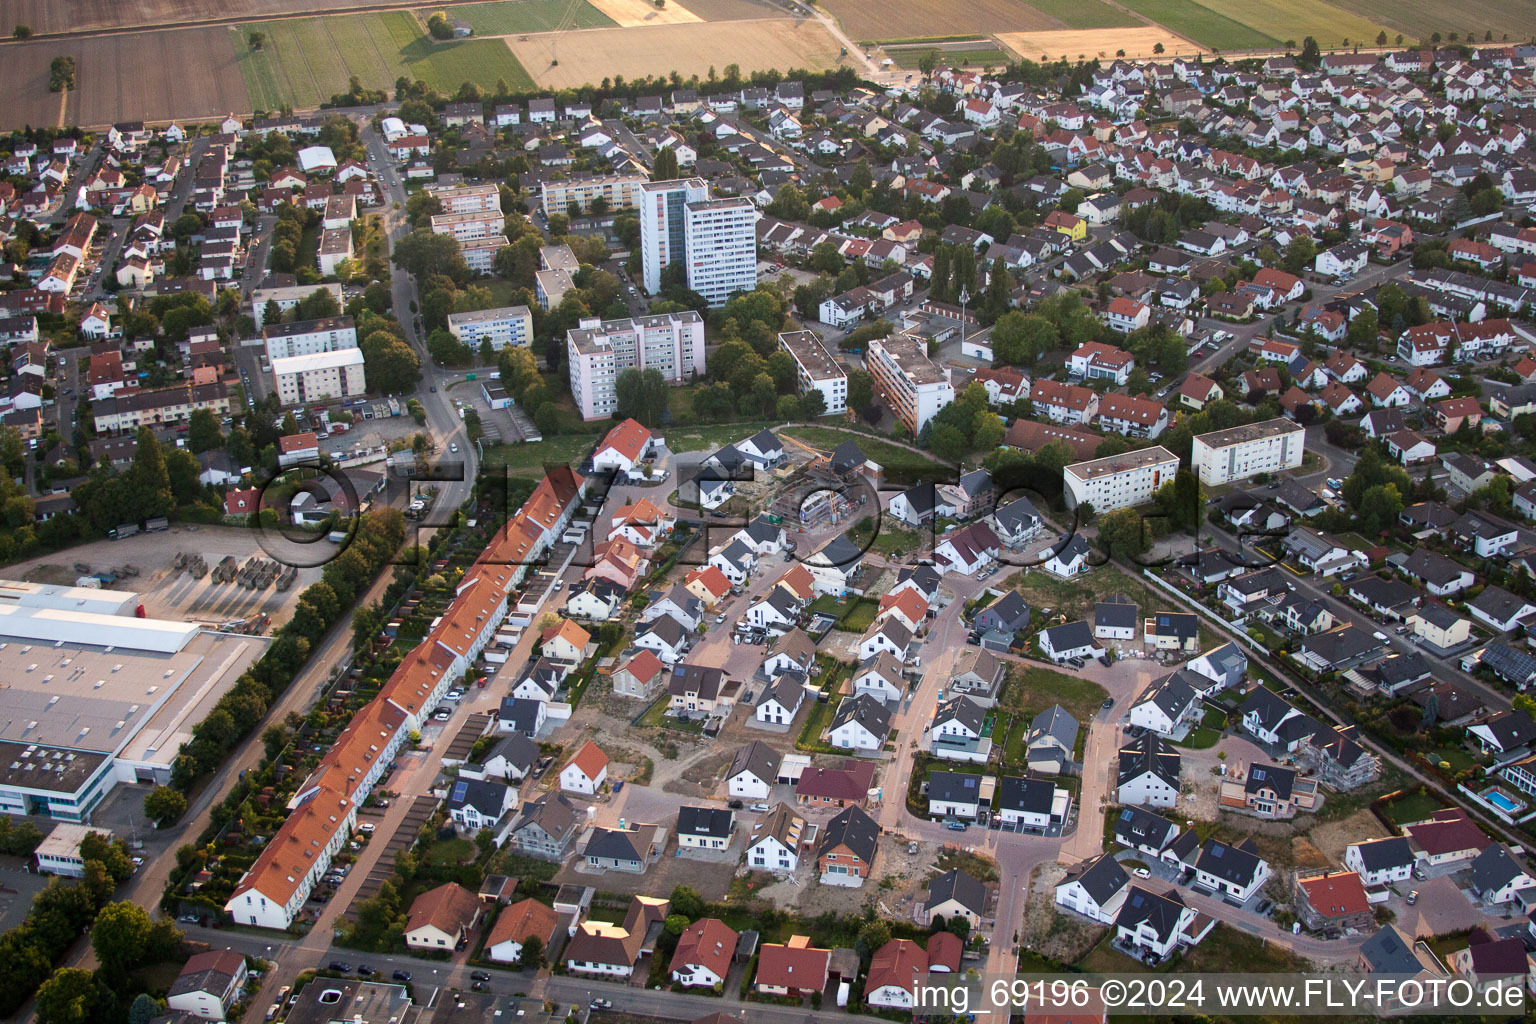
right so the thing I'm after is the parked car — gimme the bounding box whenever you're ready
[469,972,489,982]
[392,970,413,982]
[329,962,352,973]
[945,821,968,832]
[590,1000,613,1011]
[357,966,376,977]
[612,780,624,793]
[750,803,770,812]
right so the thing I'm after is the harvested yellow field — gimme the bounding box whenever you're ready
[997,25,1194,60]
[587,0,702,26]
[508,18,842,90]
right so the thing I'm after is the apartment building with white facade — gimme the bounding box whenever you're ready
[429,182,502,215]
[639,178,756,307]
[429,209,505,244]
[540,174,646,218]
[778,330,847,414]
[271,349,367,406]
[864,333,953,435]
[460,236,508,274]
[1191,418,1304,486]
[567,312,706,420]
[250,282,343,328]
[262,316,358,360]
[1064,446,1179,511]
[448,306,534,349]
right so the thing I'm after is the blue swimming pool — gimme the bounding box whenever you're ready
[1484,789,1522,814]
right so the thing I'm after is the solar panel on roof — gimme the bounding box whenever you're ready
[452,781,467,800]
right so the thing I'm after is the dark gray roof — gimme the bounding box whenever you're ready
[1481,643,1536,685]
[927,770,984,805]
[1148,611,1198,640]
[996,775,1055,814]
[994,495,1041,535]
[1041,619,1095,652]
[925,867,987,915]
[1371,651,1432,689]
[728,740,781,783]
[898,482,938,516]
[1469,585,1536,626]
[669,663,726,699]
[585,826,648,862]
[1195,838,1265,886]
[936,694,986,734]
[1477,709,1536,750]
[978,591,1031,632]
[831,440,867,474]
[448,777,511,817]
[1114,806,1179,851]
[1345,573,1418,610]
[1396,547,1470,586]
[512,792,578,841]
[1243,763,1295,801]
[1472,844,1529,894]
[498,696,544,735]
[820,804,879,861]
[1114,885,1188,942]
[641,613,688,647]
[1118,732,1181,789]
[1350,836,1413,873]
[1065,851,1129,906]
[1358,926,1424,975]
[1095,598,1139,630]
[1028,704,1079,751]
[1298,624,1383,668]
[484,732,539,773]
[743,516,783,544]
[831,693,892,738]
[1136,670,1201,720]
[677,805,735,839]
[897,564,941,595]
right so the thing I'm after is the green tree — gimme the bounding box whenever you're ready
[930,425,968,462]
[847,369,874,413]
[91,901,153,974]
[799,389,827,419]
[518,934,545,969]
[129,994,162,1024]
[1281,236,1316,275]
[855,919,892,961]
[186,408,224,454]
[615,367,670,427]
[669,885,705,920]
[35,969,95,1024]
[651,147,679,182]
[130,428,174,520]
[360,330,421,394]
[776,394,800,420]
[991,311,1058,365]
[917,49,940,78]
[1097,508,1150,558]
[80,831,133,883]
[392,229,468,280]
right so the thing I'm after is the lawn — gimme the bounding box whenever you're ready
[232,12,532,112]
[482,434,599,476]
[424,0,616,35]
[1000,665,1108,725]
[780,425,950,483]
[796,696,841,752]
[664,421,777,454]
[423,836,477,868]
[1112,0,1277,49]
[1076,922,1305,974]
[1175,726,1221,749]
[848,516,924,558]
[935,847,1000,883]
[839,597,879,632]
[1380,790,1446,826]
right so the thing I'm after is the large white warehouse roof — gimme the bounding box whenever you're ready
[0,580,139,616]
[0,605,199,654]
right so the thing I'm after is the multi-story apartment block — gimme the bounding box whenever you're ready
[250,282,343,328]
[271,349,367,406]
[540,174,646,218]
[262,316,358,360]
[567,312,706,420]
[864,334,954,435]
[536,244,579,310]
[92,382,232,433]
[639,178,756,307]
[778,330,847,414]
[1064,446,1179,511]
[1191,418,1304,486]
[448,306,533,350]
[317,227,352,276]
[429,209,505,244]
[429,182,503,215]
[460,236,508,275]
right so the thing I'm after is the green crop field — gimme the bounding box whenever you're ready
[233,11,531,112]
[425,0,616,36]
[888,47,1012,67]
[1322,0,1536,44]
[1113,0,1277,50]
[1193,0,1393,49]
[1026,0,1139,29]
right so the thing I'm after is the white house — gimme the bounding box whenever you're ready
[560,741,610,795]
[756,673,806,725]
[853,652,905,705]
[1055,852,1130,924]
[1344,837,1416,887]
[1038,620,1103,663]
[746,803,806,872]
[726,741,780,800]
[827,694,891,751]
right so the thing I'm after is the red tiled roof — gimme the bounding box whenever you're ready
[597,418,652,464]
[1298,872,1370,918]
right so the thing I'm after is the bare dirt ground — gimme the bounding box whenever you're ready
[676,0,775,20]
[7,524,322,628]
[756,832,936,918]
[819,0,1060,41]
[996,26,1193,60]
[0,28,249,130]
[1023,861,1107,961]
[587,0,703,26]
[1,0,404,34]
[1308,807,1384,864]
[506,18,842,90]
